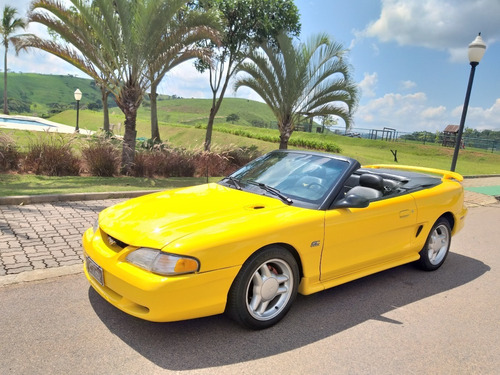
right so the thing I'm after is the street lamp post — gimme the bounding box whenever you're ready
[450,33,486,172]
[74,88,82,133]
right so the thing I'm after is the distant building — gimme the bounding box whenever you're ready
[442,125,460,147]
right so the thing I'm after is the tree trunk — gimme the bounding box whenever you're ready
[101,88,110,135]
[121,110,137,175]
[279,121,293,149]
[204,60,235,152]
[119,85,141,175]
[204,97,218,151]
[149,84,160,142]
[3,49,9,115]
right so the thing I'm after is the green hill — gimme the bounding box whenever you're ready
[1,72,276,127]
[1,72,102,115]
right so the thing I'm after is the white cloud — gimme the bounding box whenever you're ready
[355,91,500,132]
[421,106,446,118]
[400,80,416,90]
[359,72,378,98]
[451,99,500,130]
[360,0,500,61]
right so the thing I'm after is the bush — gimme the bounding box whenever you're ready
[82,138,120,177]
[0,133,20,172]
[23,135,80,176]
[131,146,196,178]
[226,145,261,168]
[194,151,233,177]
[131,150,161,178]
[161,149,196,177]
[226,113,240,123]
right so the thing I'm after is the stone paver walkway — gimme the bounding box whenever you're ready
[0,199,124,276]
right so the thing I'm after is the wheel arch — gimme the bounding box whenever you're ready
[242,242,304,280]
[439,212,455,231]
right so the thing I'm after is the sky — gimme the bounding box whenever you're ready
[2,0,500,134]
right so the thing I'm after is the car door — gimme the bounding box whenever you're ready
[320,194,418,281]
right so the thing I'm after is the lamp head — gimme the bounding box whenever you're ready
[468,33,486,64]
[74,89,82,101]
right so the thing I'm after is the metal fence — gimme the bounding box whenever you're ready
[326,127,499,154]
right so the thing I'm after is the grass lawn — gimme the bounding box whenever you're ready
[0,174,219,197]
[2,106,499,197]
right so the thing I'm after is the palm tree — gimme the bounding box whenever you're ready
[235,33,359,149]
[145,8,219,142]
[16,0,214,174]
[13,1,114,133]
[1,5,27,114]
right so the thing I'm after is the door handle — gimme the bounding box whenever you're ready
[399,209,412,218]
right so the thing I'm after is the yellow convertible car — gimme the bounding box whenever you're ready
[83,150,467,329]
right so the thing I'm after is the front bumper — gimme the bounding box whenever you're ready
[82,228,240,322]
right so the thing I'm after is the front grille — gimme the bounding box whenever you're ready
[107,234,129,250]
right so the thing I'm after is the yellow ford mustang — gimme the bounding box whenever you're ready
[83,150,467,329]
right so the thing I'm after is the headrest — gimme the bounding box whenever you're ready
[359,174,384,191]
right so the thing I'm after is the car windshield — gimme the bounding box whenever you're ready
[222,151,350,206]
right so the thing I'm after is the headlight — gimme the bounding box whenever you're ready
[126,248,200,276]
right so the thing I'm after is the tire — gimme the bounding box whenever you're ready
[417,218,451,271]
[226,246,299,330]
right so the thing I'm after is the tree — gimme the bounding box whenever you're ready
[16,0,211,174]
[192,0,300,151]
[235,33,358,149]
[320,114,337,133]
[14,1,116,133]
[1,5,27,114]
[226,113,239,123]
[145,6,219,143]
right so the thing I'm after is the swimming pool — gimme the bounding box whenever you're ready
[0,115,94,134]
[0,117,56,127]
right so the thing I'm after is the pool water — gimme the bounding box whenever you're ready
[0,117,55,127]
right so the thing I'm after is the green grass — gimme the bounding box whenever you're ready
[0,174,219,197]
[3,120,500,177]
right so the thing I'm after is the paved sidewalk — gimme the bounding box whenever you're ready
[0,198,125,278]
[0,180,498,282]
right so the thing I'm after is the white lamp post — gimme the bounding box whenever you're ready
[74,88,82,133]
[450,33,486,172]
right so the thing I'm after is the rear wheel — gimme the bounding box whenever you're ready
[417,218,451,271]
[226,246,299,329]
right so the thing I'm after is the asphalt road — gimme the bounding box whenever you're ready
[0,204,498,375]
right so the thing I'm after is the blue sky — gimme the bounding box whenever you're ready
[3,0,500,133]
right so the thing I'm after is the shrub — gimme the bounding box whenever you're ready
[131,146,196,178]
[23,134,80,176]
[82,138,120,177]
[194,151,232,177]
[226,145,261,168]
[131,150,161,178]
[161,149,196,178]
[226,113,240,123]
[0,133,20,172]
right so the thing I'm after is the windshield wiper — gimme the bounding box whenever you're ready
[223,176,242,190]
[246,180,293,205]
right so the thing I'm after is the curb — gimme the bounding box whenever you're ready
[0,190,160,206]
[0,264,83,287]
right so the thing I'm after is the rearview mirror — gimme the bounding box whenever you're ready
[332,194,370,209]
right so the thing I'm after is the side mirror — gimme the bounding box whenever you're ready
[332,194,370,209]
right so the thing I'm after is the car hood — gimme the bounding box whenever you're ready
[98,183,291,249]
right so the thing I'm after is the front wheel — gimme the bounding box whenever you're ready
[417,218,451,271]
[226,246,299,329]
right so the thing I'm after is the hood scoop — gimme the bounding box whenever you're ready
[247,204,266,210]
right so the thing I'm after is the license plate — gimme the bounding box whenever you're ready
[86,256,104,286]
